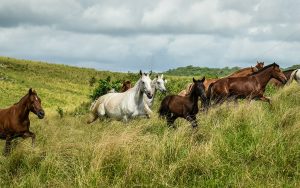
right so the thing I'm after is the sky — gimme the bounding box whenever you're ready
[0,0,300,72]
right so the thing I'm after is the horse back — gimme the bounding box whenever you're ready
[0,105,30,135]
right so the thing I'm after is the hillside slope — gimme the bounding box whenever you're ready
[0,57,299,187]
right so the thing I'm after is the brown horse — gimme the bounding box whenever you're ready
[268,69,295,87]
[178,61,265,96]
[207,63,287,105]
[0,89,45,155]
[159,77,208,128]
[120,80,132,92]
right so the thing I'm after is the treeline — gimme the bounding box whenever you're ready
[164,65,240,78]
[164,64,300,77]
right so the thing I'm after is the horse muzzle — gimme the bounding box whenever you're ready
[281,77,288,84]
[146,92,153,99]
[37,110,45,119]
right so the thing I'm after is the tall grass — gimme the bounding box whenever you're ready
[0,57,299,187]
[0,84,299,187]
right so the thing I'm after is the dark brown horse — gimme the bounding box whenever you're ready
[269,69,295,87]
[159,77,208,128]
[207,63,287,105]
[178,61,265,96]
[0,89,45,155]
[120,80,132,92]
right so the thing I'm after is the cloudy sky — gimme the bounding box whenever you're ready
[0,0,299,72]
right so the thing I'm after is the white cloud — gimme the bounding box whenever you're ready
[0,0,300,71]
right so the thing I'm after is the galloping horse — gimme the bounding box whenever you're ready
[0,89,45,155]
[143,74,167,117]
[88,71,153,123]
[107,80,132,93]
[178,61,264,96]
[120,80,132,92]
[287,69,300,85]
[268,69,297,87]
[159,77,208,128]
[207,63,287,105]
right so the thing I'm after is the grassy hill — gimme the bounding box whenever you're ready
[0,57,300,187]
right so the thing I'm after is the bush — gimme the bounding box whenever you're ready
[90,76,122,101]
[56,106,64,118]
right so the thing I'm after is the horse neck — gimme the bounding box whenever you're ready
[252,68,273,88]
[132,80,144,104]
[15,95,30,120]
[150,78,157,100]
[188,85,199,103]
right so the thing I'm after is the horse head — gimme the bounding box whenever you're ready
[271,63,287,84]
[155,74,167,93]
[139,70,153,99]
[28,88,45,119]
[256,61,264,70]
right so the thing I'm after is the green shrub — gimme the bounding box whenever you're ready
[90,76,122,101]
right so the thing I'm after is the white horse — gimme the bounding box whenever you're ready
[287,69,300,85]
[143,74,167,117]
[87,71,153,123]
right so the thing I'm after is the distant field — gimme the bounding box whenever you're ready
[0,57,299,187]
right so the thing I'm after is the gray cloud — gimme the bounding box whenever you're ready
[0,0,299,72]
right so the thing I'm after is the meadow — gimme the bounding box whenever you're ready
[0,57,300,187]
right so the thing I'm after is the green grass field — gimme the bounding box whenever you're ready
[0,57,300,187]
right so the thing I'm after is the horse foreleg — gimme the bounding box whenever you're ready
[3,136,12,156]
[186,115,198,128]
[144,103,153,118]
[260,96,271,104]
[22,131,36,148]
[166,114,177,128]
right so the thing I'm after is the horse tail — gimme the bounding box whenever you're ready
[158,96,171,117]
[287,69,298,85]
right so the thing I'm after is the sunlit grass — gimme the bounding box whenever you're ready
[0,57,299,187]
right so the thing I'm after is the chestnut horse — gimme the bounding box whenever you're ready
[159,77,208,128]
[178,61,264,96]
[268,69,296,87]
[120,80,132,92]
[207,63,287,105]
[0,89,45,155]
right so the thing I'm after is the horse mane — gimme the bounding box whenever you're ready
[250,63,279,76]
[230,67,252,74]
[13,93,29,105]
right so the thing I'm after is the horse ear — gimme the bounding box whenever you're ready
[28,88,33,95]
[139,70,142,76]
[161,74,164,79]
[193,78,196,83]
[200,76,205,82]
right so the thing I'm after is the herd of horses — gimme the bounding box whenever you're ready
[0,62,300,155]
